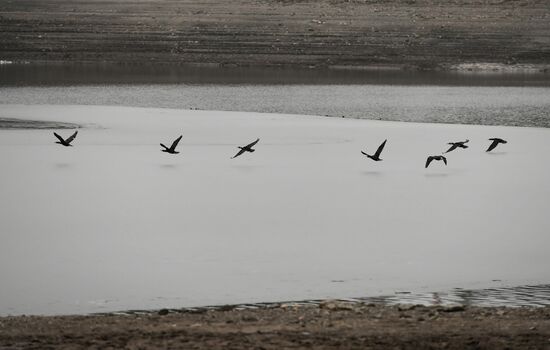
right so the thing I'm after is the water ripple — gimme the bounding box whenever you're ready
[356,284,550,307]
[108,284,550,316]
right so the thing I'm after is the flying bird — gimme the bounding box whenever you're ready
[486,138,507,152]
[160,135,183,154]
[361,139,387,161]
[425,155,447,168]
[232,138,260,159]
[54,131,78,147]
[444,139,469,153]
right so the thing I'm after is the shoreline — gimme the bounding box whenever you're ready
[3,280,549,318]
[1,303,549,349]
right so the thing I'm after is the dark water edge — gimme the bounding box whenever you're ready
[105,284,550,316]
[2,63,550,87]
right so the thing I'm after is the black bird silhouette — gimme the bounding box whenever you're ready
[444,139,469,153]
[54,131,78,147]
[361,139,387,161]
[486,138,507,152]
[160,135,183,154]
[232,138,260,159]
[425,155,447,168]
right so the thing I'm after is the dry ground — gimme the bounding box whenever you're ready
[1,0,550,69]
[1,303,550,349]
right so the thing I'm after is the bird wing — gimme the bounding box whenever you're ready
[169,135,183,151]
[231,148,246,159]
[373,139,387,158]
[486,139,499,152]
[53,132,66,143]
[160,143,169,150]
[244,138,260,149]
[425,156,433,168]
[444,144,457,153]
[65,131,78,144]
[442,156,447,165]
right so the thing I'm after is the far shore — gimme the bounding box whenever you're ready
[1,0,549,71]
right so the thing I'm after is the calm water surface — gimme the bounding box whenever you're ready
[1,64,549,314]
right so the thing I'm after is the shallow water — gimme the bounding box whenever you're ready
[112,284,550,315]
[1,64,550,128]
[359,284,550,308]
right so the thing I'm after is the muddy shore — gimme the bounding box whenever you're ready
[1,303,549,349]
[1,0,549,70]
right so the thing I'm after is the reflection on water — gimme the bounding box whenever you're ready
[159,164,178,169]
[361,171,382,177]
[54,163,72,169]
[424,173,450,178]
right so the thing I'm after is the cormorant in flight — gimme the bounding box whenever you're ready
[444,139,469,153]
[160,135,183,154]
[232,138,260,159]
[486,138,507,152]
[425,155,447,168]
[361,139,387,161]
[54,131,78,147]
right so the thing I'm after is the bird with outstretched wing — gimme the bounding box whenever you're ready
[486,138,507,152]
[161,135,183,154]
[425,155,447,168]
[361,139,387,161]
[232,138,260,159]
[444,139,469,153]
[53,131,78,147]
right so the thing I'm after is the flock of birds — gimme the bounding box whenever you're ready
[361,137,507,168]
[53,131,507,166]
[54,131,262,159]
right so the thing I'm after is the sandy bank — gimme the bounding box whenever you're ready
[1,303,549,349]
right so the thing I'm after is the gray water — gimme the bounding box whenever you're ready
[1,64,550,313]
[1,63,550,128]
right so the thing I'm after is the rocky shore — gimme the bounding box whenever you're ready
[1,302,549,349]
[1,0,549,70]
